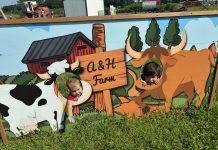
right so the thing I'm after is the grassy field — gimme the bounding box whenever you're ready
[0,107,217,149]
[0,94,217,149]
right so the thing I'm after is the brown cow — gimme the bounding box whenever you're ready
[118,31,216,114]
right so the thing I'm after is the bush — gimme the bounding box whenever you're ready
[104,0,134,8]
[117,3,143,14]
[12,71,39,85]
[160,3,180,12]
[2,4,23,14]
[44,0,64,9]
[0,75,9,83]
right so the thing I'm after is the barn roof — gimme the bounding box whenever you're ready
[22,32,96,64]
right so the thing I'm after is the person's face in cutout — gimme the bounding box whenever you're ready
[70,83,83,97]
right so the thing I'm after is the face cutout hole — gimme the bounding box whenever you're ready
[141,59,163,86]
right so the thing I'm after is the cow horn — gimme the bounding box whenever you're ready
[36,73,51,80]
[71,58,79,70]
[170,30,187,55]
[126,35,142,59]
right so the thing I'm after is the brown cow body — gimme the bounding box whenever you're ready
[115,31,216,116]
[134,49,215,112]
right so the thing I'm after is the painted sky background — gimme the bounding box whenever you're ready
[0,16,218,75]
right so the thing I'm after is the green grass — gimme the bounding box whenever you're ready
[0,87,218,149]
[3,13,24,19]
[187,4,218,11]
[0,106,217,149]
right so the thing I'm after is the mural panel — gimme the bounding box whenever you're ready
[0,15,217,138]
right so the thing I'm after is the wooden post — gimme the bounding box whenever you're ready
[92,24,106,112]
[0,117,7,144]
[209,64,218,110]
[103,90,113,115]
[92,24,106,51]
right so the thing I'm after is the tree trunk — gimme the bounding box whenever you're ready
[168,43,172,50]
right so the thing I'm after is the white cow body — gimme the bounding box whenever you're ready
[0,59,92,136]
[0,82,65,136]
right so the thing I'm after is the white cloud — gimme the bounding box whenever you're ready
[184,17,218,50]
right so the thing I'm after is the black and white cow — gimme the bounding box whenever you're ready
[0,60,92,136]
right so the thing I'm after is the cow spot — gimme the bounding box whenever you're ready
[54,111,57,120]
[10,85,42,106]
[0,103,9,117]
[38,99,47,106]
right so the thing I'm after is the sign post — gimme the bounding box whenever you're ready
[0,116,7,144]
[77,49,127,115]
[209,61,218,110]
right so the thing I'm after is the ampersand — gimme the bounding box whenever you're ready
[98,60,105,70]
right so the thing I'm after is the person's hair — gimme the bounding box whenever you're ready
[66,77,82,92]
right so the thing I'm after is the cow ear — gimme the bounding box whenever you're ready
[208,43,216,57]
[190,45,197,51]
[166,57,177,67]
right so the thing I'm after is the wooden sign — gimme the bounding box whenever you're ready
[77,49,127,92]
[77,49,127,115]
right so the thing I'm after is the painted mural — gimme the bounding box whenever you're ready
[0,16,217,138]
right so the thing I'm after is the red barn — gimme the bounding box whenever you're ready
[22,32,96,73]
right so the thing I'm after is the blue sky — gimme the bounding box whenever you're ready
[0,0,17,7]
[0,16,218,75]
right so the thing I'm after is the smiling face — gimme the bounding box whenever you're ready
[66,77,83,97]
[131,47,177,90]
[70,84,83,97]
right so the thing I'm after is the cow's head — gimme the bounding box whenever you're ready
[126,30,187,91]
[36,59,80,80]
[35,59,92,130]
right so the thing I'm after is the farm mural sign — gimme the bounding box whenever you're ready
[78,49,127,92]
[78,49,127,115]
[0,12,218,142]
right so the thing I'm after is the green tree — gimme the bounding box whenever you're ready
[44,0,64,9]
[125,26,143,52]
[18,0,45,4]
[145,18,161,47]
[163,19,181,50]
[104,0,134,7]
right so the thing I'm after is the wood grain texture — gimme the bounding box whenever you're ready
[77,49,127,92]
[1,11,218,25]
[93,24,106,51]
[94,91,105,111]
[103,90,113,116]
[92,24,106,112]
[0,118,7,144]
